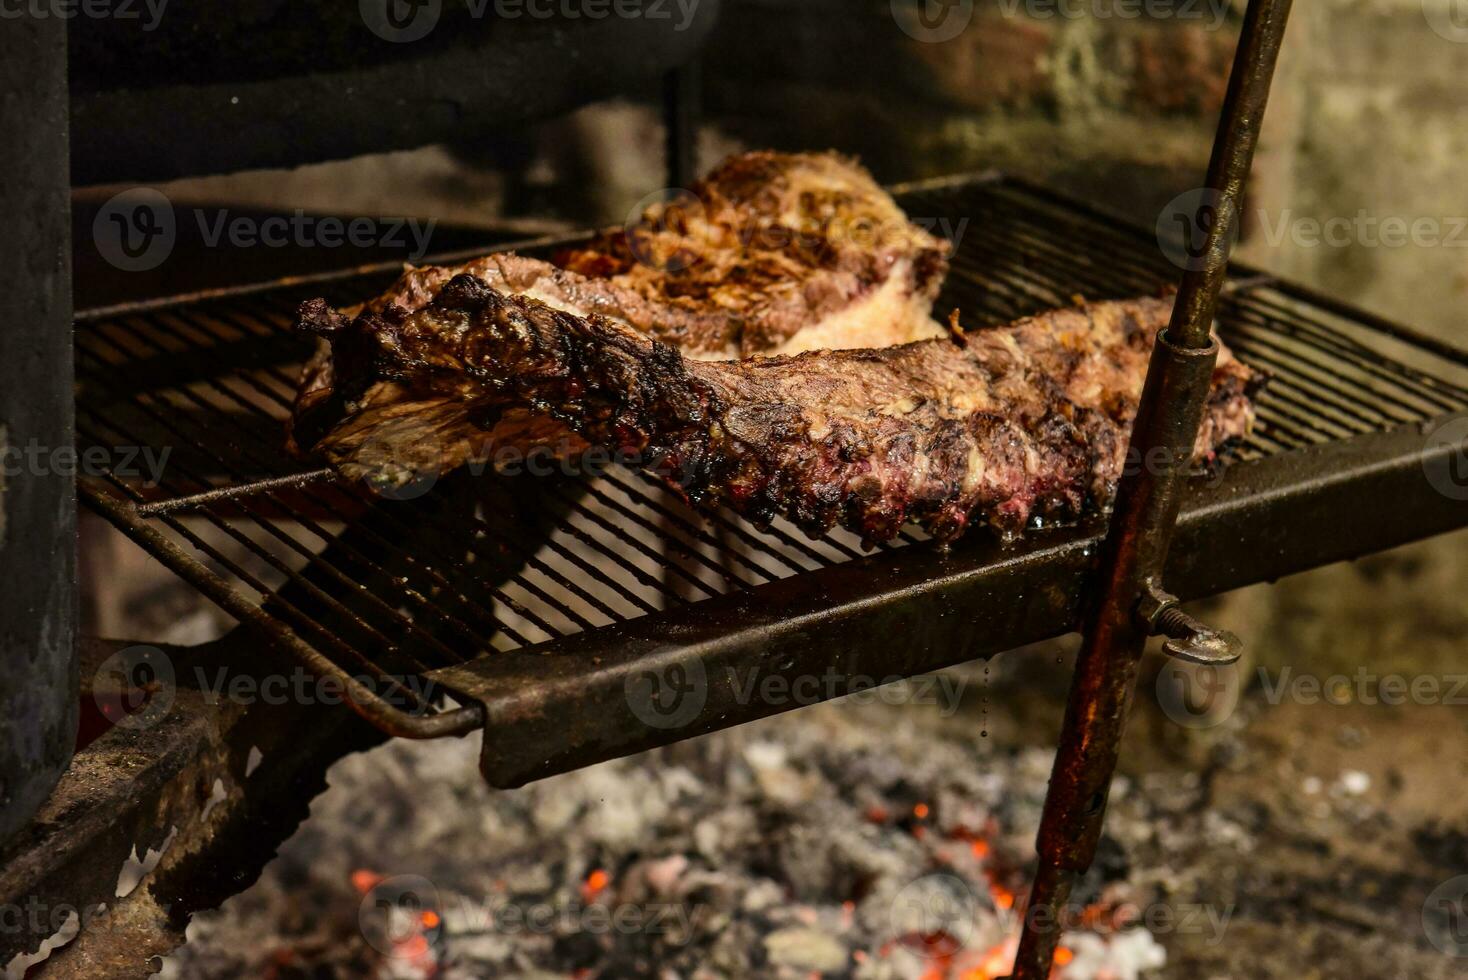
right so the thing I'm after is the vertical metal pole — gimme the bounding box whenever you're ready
[0,17,76,843]
[663,60,700,189]
[1008,0,1293,976]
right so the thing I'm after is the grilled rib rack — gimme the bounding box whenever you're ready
[79,174,1468,786]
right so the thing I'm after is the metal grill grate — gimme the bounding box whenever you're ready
[77,175,1468,743]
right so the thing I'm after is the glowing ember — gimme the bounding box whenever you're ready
[349,869,384,895]
[420,910,441,930]
[956,939,1015,980]
[914,802,931,820]
[580,868,611,902]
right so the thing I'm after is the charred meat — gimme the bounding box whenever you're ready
[293,277,1261,545]
[290,151,954,479]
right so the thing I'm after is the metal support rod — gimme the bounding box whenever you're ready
[663,60,700,189]
[0,14,75,845]
[1008,0,1294,976]
[83,482,486,741]
[134,467,337,517]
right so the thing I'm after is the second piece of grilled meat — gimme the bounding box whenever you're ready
[295,277,1261,545]
[558,150,952,357]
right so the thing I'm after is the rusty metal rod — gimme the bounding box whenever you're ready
[134,467,338,517]
[84,480,486,740]
[1008,0,1294,976]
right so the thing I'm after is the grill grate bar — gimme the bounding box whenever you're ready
[74,367,487,666]
[110,310,617,646]
[82,463,440,708]
[79,326,547,655]
[558,479,743,595]
[609,469,817,577]
[527,496,688,608]
[1226,300,1463,418]
[74,174,1468,741]
[550,480,727,599]
[973,184,1468,408]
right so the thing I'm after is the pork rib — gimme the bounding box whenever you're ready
[295,276,1262,545]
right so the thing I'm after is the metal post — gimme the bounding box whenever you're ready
[0,16,76,843]
[1008,0,1294,976]
[663,60,700,189]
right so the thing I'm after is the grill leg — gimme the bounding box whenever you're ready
[0,15,75,844]
[1006,0,1294,975]
[663,60,700,189]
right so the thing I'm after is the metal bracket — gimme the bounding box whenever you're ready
[1137,582,1243,666]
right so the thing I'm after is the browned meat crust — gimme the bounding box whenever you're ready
[346,252,739,355]
[293,277,1262,545]
[289,151,954,480]
[558,150,951,356]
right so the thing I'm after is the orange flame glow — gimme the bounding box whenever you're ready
[581,868,611,902]
[350,869,384,895]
